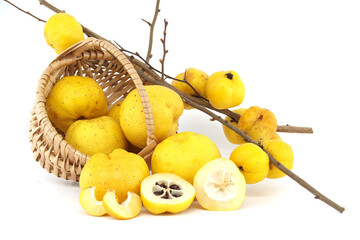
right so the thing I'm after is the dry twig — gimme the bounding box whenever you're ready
[4,0,46,22]
[159,19,168,81]
[144,0,161,62]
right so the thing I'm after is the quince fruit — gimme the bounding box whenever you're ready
[193,158,246,211]
[44,13,85,54]
[119,85,184,149]
[102,190,142,220]
[238,106,277,144]
[65,116,127,156]
[223,108,248,144]
[151,131,221,184]
[140,173,195,214]
[46,76,107,133]
[79,186,106,217]
[205,70,245,109]
[79,149,150,203]
[223,108,281,145]
[172,68,209,109]
[230,143,269,184]
[262,139,294,179]
[107,102,123,121]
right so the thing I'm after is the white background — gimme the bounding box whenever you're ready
[0,0,359,239]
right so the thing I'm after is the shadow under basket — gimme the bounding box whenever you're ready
[29,37,157,182]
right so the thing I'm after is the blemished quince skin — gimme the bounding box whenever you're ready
[238,106,278,144]
[223,108,281,145]
[65,116,128,156]
[46,76,108,133]
[205,70,245,109]
[44,13,84,54]
[102,190,142,220]
[79,149,150,203]
[193,158,246,211]
[262,139,294,179]
[140,173,195,214]
[119,85,184,149]
[172,68,209,109]
[151,131,221,184]
[230,143,269,184]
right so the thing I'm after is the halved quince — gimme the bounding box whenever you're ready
[140,173,195,214]
[193,158,246,211]
[79,187,106,216]
[102,190,142,220]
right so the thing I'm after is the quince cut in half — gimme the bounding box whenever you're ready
[102,190,142,220]
[194,158,246,211]
[140,173,195,214]
[79,187,106,217]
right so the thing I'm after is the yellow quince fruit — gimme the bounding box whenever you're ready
[79,149,150,203]
[140,173,195,214]
[238,106,278,144]
[172,68,209,109]
[65,116,128,156]
[223,108,248,144]
[119,85,184,149]
[193,158,246,211]
[151,131,221,184]
[44,13,85,54]
[205,70,245,109]
[262,140,294,179]
[46,76,107,133]
[230,143,269,184]
[107,102,123,122]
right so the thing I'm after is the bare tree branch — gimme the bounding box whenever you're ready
[4,0,46,22]
[145,0,161,62]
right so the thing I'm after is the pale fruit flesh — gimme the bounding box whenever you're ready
[194,158,246,211]
[140,173,195,214]
[79,187,106,217]
[102,190,142,220]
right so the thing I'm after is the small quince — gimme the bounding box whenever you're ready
[230,143,269,184]
[44,13,85,54]
[151,131,221,184]
[205,70,245,109]
[119,85,184,149]
[238,106,277,144]
[65,116,128,156]
[172,68,209,109]
[263,139,294,179]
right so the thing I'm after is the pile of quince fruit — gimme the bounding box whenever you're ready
[44,13,294,219]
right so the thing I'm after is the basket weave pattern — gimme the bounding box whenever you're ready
[29,38,157,181]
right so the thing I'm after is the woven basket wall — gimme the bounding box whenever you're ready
[29,37,158,181]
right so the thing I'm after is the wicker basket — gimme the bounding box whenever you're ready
[29,37,158,181]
